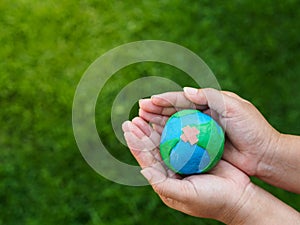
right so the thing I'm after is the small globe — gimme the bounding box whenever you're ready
[160,109,225,175]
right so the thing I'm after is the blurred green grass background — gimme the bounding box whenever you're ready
[1,0,300,224]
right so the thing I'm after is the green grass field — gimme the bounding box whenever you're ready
[1,0,300,224]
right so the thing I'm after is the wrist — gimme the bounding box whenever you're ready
[223,183,300,225]
[256,129,281,179]
[218,182,256,224]
[256,133,300,193]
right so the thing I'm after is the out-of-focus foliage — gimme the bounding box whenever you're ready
[0,0,299,224]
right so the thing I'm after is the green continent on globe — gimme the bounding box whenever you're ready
[160,138,180,167]
[195,120,224,172]
[159,109,225,174]
[172,109,199,118]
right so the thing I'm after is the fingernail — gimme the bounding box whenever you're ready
[121,121,130,131]
[138,108,142,116]
[138,99,147,104]
[183,87,198,95]
[138,99,145,107]
[140,169,152,181]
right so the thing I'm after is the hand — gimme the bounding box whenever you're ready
[122,117,253,223]
[122,89,300,223]
[138,88,280,178]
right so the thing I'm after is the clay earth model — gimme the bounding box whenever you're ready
[160,109,225,175]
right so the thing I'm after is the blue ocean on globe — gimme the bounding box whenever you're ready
[169,141,210,174]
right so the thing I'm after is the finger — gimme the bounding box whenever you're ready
[151,92,197,108]
[131,117,152,136]
[131,118,180,176]
[122,120,147,139]
[131,118,162,152]
[166,168,182,179]
[222,141,255,175]
[139,99,177,116]
[123,131,156,152]
[152,123,164,135]
[124,130,166,172]
[131,117,162,159]
[201,108,223,126]
[132,117,161,143]
[159,195,193,216]
[159,195,183,211]
[123,120,160,152]
[151,92,209,112]
[132,117,163,147]
[141,167,192,201]
[139,109,169,126]
[123,120,158,149]
[183,87,240,118]
[222,140,240,162]
[123,120,167,172]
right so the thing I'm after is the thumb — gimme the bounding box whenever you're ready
[183,87,238,118]
[141,167,189,201]
[140,167,167,185]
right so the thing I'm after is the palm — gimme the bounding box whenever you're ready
[183,169,250,218]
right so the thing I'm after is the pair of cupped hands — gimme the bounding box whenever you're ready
[122,87,300,224]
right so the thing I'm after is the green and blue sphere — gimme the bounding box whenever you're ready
[160,109,225,175]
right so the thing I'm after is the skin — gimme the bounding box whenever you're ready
[122,87,300,224]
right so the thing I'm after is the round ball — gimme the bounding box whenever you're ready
[160,109,225,175]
